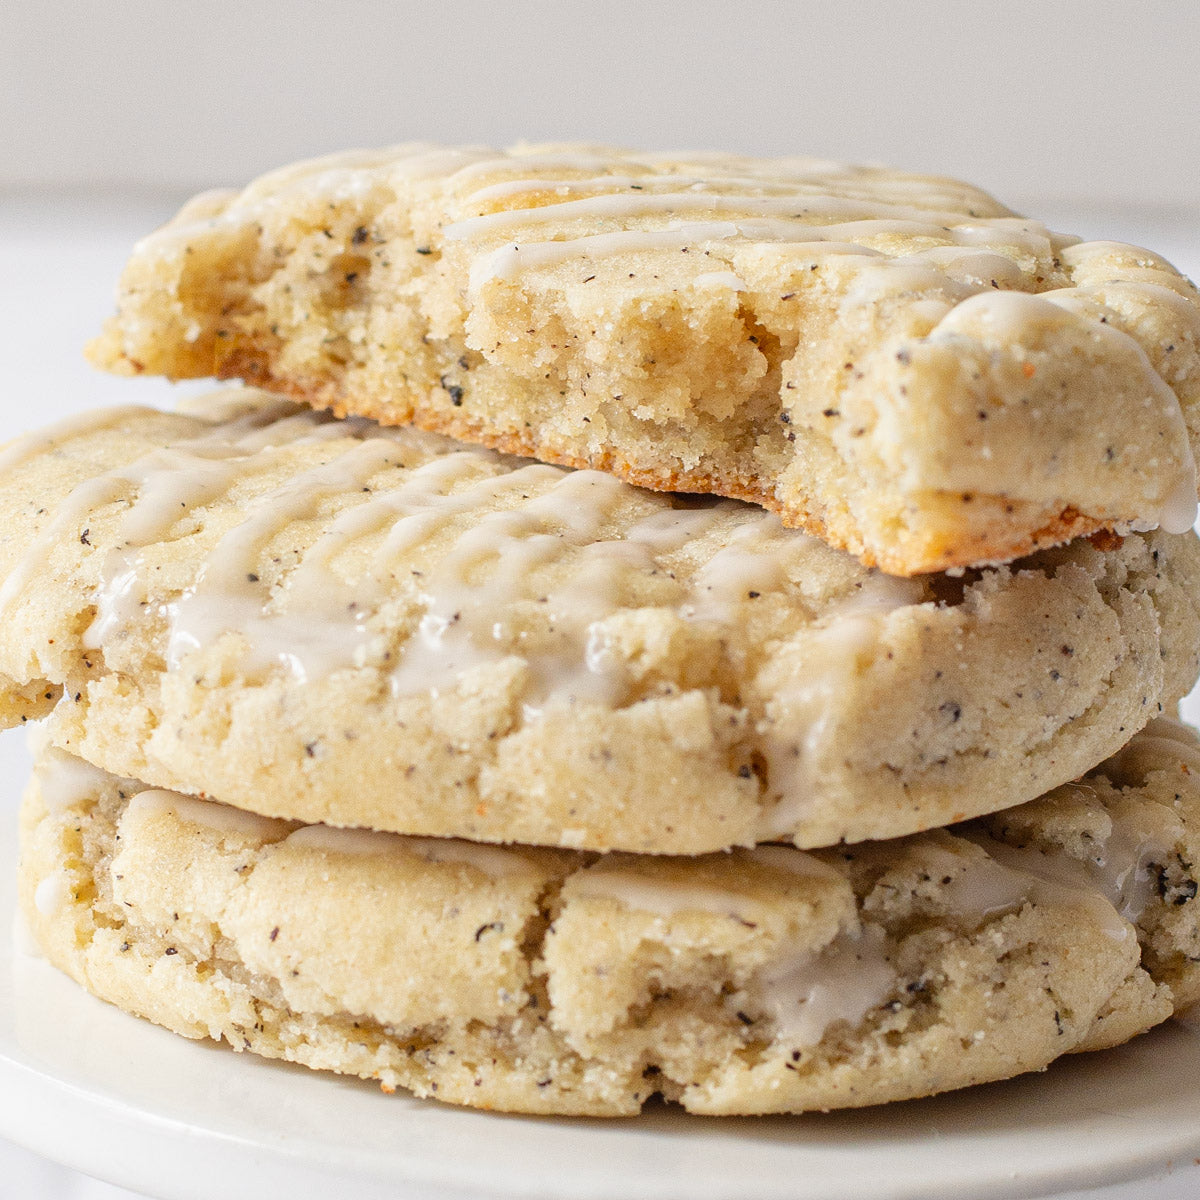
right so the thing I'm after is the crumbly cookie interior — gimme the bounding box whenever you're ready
[87,145,1200,573]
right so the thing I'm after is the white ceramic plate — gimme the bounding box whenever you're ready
[2,726,1200,1200]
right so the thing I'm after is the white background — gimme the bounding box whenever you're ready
[2,3,1200,1196]
[3,0,1200,213]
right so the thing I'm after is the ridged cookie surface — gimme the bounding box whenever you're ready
[19,722,1200,1116]
[2,393,1198,852]
[88,143,1200,574]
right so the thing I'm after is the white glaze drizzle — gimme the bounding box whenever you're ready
[747,924,896,1047]
[126,788,291,839]
[930,291,1199,527]
[572,872,751,920]
[0,473,126,617]
[694,271,747,292]
[569,842,846,919]
[2,398,311,624]
[33,872,71,916]
[283,824,528,876]
[910,843,1036,922]
[458,171,983,213]
[436,149,1006,220]
[1092,804,1184,923]
[745,816,1160,1049]
[444,151,632,188]
[227,144,497,210]
[980,788,1184,928]
[63,403,874,712]
[0,405,150,474]
[470,222,884,290]
[744,844,847,884]
[442,191,1039,246]
[34,747,115,812]
[1155,472,1200,535]
[4,399,942,830]
[381,465,641,703]
[681,518,791,622]
[164,437,407,676]
[960,834,1134,943]
[569,848,894,1047]
[433,161,1054,302]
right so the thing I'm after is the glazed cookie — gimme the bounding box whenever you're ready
[976,716,1200,1034]
[87,144,1200,574]
[19,722,1200,1116]
[2,393,1199,853]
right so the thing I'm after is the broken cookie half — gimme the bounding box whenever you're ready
[88,144,1200,574]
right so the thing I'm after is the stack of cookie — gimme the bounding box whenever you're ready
[5,145,1200,1115]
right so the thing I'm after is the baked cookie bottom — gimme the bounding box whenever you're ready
[86,144,1200,574]
[4,396,1200,853]
[19,722,1200,1116]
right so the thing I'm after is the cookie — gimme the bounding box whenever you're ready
[86,143,1200,574]
[976,717,1200,1035]
[2,392,1198,853]
[19,721,1200,1116]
